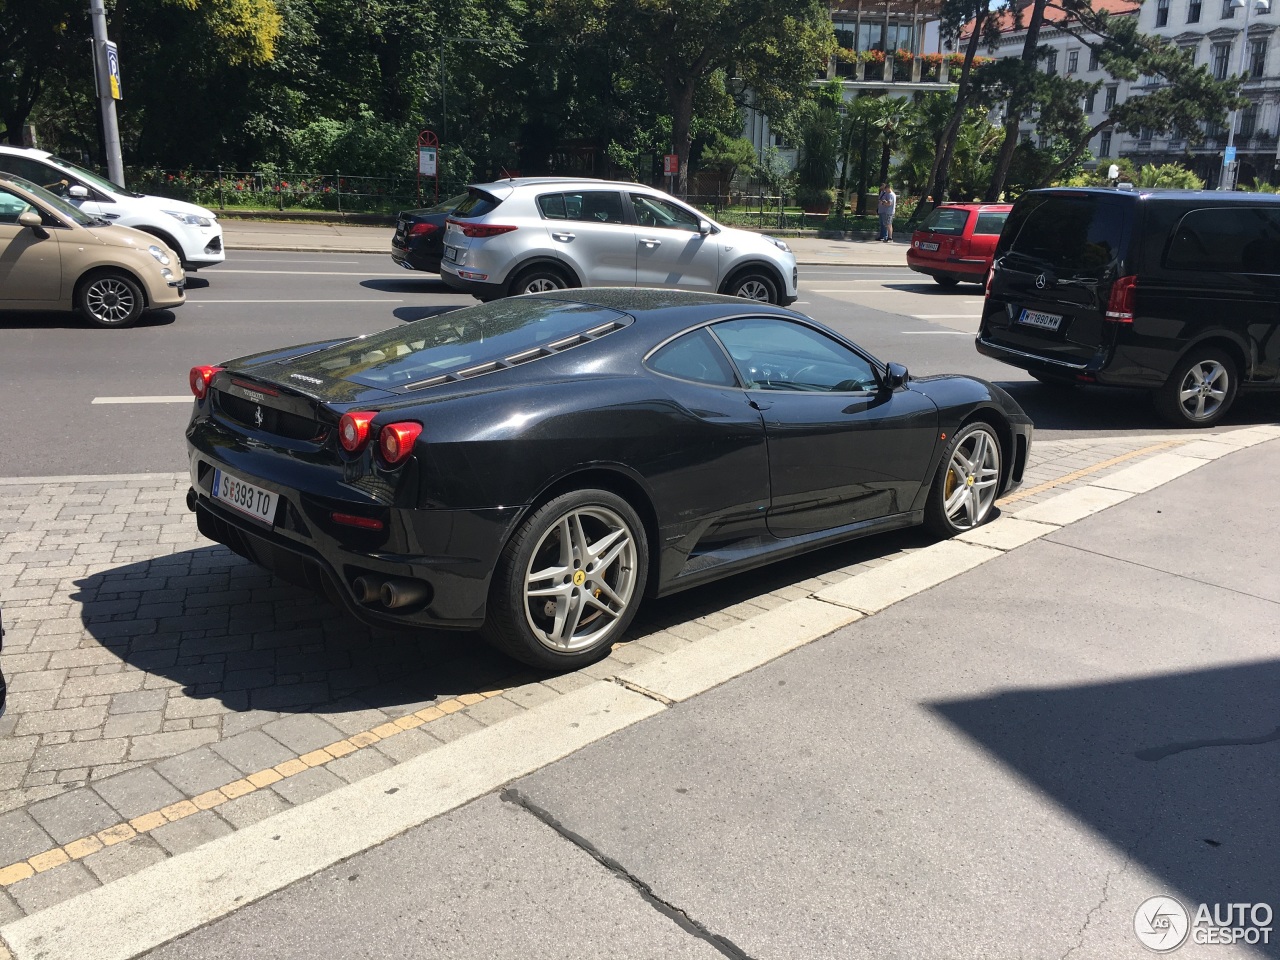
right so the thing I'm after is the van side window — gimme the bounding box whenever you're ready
[1165,207,1280,275]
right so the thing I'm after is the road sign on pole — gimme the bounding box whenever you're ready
[1225,145,1237,164]
[105,41,122,99]
[417,130,440,203]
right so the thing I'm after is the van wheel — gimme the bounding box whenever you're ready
[78,271,145,328]
[1154,348,1237,427]
[509,265,569,297]
[482,489,648,670]
[933,275,959,287]
[728,271,779,304]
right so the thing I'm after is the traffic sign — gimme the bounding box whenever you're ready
[418,146,437,176]
[663,154,679,176]
[1225,145,1237,163]
[105,41,122,100]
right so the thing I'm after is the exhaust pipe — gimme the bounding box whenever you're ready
[380,578,430,609]
[186,487,197,512]
[351,575,384,605]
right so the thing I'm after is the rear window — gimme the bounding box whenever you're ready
[451,188,502,219]
[1002,194,1126,277]
[307,300,629,388]
[919,207,970,236]
[1164,206,1280,275]
[973,211,1009,236]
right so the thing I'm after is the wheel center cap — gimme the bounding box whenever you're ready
[966,475,975,486]
[573,570,586,586]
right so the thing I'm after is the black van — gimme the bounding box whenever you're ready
[976,187,1280,426]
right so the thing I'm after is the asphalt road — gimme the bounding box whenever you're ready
[1,254,1275,476]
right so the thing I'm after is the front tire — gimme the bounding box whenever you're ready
[482,489,649,670]
[925,421,1003,537]
[727,270,780,304]
[77,271,145,328]
[1154,348,1237,427]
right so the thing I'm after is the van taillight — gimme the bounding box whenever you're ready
[1105,275,1137,323]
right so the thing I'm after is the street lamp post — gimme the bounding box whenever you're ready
[1220,0,1271,190]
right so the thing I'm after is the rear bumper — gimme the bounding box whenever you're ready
[907,252,986,281]
[440,261,504,299]
[391,244,442,274]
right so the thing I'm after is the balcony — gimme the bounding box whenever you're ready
[825,50,978,89]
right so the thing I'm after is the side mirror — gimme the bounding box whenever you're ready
[883,362,909,390]
[698,219,711,236]
[17,210,42,228]
[68,184,89,199]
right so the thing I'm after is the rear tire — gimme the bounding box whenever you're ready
[482,489,649,670]
[508,264,570,297]
[726,270,780,304]
[933,275,959,287]
[77,271,145,328]
[924,421,1003,538]
[1154,348,1237,427]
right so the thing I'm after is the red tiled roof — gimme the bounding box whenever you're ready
[961,0,1139,40]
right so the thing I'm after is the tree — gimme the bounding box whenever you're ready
[0,0,86,144]
[543,0,833,195]
[984,0,1050,200]
[698,132,756,199]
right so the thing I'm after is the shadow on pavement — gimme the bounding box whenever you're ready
[360,277,462,295]
[931,660,1280,953]
[392,305,465,323]
[0,309,178,330]
[883,282,984,295]
[182,276,211,290]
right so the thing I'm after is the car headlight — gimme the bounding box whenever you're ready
[163,210,212,227]
[764,235,791,253]
[146,244,172,266]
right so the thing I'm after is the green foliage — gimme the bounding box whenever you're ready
[796,82,842,191]
[1245,178,1280,194]
[286,107,417,177]
[1059,159,1204,189]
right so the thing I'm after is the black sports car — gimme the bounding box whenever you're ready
[391,193,468,273]
[185,290,1032,669]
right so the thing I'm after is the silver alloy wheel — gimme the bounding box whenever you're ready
[84,277,137,325]
[1176,359,1229,422]
[735,278,772,302]
[942,428,1001,530]
[523,277,562,294]
[522,505,639,653]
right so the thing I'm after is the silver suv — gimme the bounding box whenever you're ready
[439,178,799,304]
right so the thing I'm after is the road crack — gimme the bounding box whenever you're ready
[500,787,757,960]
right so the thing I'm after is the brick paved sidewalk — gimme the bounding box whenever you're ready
[0,432,1211,921]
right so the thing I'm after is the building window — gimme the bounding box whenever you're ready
[1067,50,1079,73]
[1182,44,1197,66]
[1089,49,1100,70]
[1046,49,1058,75]
[1105,85,1118,110]
[1222,0,1235,16]
[1241,102,1260,137]
[1099,131,1112,157]
[1188,0,1202,21]
[1157,0,1170,26]
[1085,91,1097,112]
[1213,42,1231,79]
[1251,39,1267,77]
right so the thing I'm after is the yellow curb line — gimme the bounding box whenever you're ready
[996,439,1187,507]
[0,679,527,890]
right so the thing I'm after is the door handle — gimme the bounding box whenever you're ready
[639,238,662,247]
[552,232,575,242]
[748,398,772,411]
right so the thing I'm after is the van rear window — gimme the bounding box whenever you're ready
[1003,195,1125,276]
[919,207,970,236]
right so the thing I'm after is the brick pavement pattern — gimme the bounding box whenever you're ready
[0,434,1196,918]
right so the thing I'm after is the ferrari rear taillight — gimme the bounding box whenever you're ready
[189,365,224,399]
[447,219,518,239]
[407,222,438,238]
[1105,275,1137,323]
[378,422,423,466]
[338,411,376,453]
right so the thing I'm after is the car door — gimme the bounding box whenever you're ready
[710,317,938,539]
[539,190,637,286]
[628,193,720,291]
[0,186,62,303]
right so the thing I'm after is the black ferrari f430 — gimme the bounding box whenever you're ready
[186,290,1032,669]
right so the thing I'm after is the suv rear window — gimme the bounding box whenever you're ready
[919,207,970,236]
[306,299,629,388]
[1002,194,1125,277]
[1165,206,1280,275]
[973,211,1009,236]
[451,189,503,219]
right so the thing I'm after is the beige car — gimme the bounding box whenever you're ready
[0,173,185,327]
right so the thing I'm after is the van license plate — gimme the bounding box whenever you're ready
[1018,308,1063,331]
[920,241,939,251]
[212,469,277,526]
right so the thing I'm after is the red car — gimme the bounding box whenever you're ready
[907,203,1012,286]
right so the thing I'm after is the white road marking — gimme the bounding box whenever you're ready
[809,288,898,294]
[214,269,409,277]
[899,330,972,335]
[911,314,983,319]
[229,258,361,264]
[91,396,191,405]
[192,298,405,304]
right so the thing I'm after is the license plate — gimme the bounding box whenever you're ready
[212,468,277,525]
[920,241,939,251]
[444,246,459,263]
[1018,308,1063,331]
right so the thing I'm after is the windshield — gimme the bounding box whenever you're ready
[0,173,100,226]
[301,298,630,388]
[43,155,124,196]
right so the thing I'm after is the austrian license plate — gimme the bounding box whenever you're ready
[444,246,459,263]
[212,468,277,525]
[1018,308,1064,331]
[920,241,939,251]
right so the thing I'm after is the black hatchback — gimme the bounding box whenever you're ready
[977,187,1280,426]
[391,192,468,273]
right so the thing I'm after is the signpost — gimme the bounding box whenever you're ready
[417,130,439,204]
[664,153,678,195]
[88,0,124,187]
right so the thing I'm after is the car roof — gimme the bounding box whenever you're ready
[0,145,52,158]
[928,202,1012,211]
[1024,186,1280,203]
[470,176,651,192]
[520,287,802,337]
